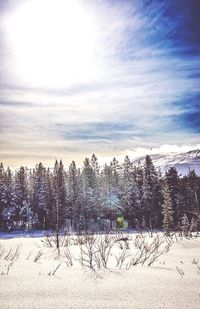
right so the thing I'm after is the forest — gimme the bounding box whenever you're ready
[0,154,199,234]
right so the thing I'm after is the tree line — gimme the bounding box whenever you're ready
[0,154,199,233]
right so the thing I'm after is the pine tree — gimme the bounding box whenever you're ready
[2,167,15,230]
[67,160,79,229]
[32,163,49,228]
[52,160,67,230]
[141,168,151,227]
[166,167,182,224]
[142,155,162,229]
[186,171,200,220]
[45,168,54,229]
[101,163,119,229]
[181,214,190,236]
[81,157,99,229]
[0,163,6,229]
[121,155,140,228]
[12,166,33,229]
[110,157,121,189]
[91,154,101,221]
[190,217,198,233]
[161,178,174,235]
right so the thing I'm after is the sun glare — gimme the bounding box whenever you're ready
[4,0,98,87]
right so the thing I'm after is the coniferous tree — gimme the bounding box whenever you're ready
[190,217,198,233]
[0,163,6,229]
[0,165,16,230]
[133,162,144,228]
[186,171,200,220]
[45,168,54,229]
[166,167,183,224]
[67,160,79,229]
[52,160,67,231]
[142,155,158,228]
[121,155,140,227]
[32,163,49,228]
[141,163,151,228]
[110,157,121,189]
[101,163,119,229]
[181,214,190,236]
[12,166,34,229]
[82,158,92,226]
[91,154,102,222]
[162,177,174,235]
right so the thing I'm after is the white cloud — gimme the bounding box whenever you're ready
[0,0,200,167]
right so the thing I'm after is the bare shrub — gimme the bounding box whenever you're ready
[115,243,130,268]
[95,234,116,268]
[78,233,120,273]
[125,234,171,269]
[116,233,131,245]
[41,230,72,249]
[78,234,97,271]
[126,246,146,269]
[93,251,103,269]
[64,248,73,266]
[146,237,171,266]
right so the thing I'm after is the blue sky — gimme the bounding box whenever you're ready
[0,0,200,167]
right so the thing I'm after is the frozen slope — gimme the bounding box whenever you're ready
[134,149,200,175]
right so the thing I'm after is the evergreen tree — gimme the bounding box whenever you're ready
[67,160,79,229]
[190,217,198,233]
[2,167,15,230]
[181,214,190,236]
[52,160,67,230]
[91,154,102,220]
[45,168,54,229]
[0,163,6,229]
[101,163,119,229]
[121,155,140,228]
[161,177,174,235]
[12,166,33,229]
[81,157,100,229]
[142,155,162,228]
[110,157,121,189]
[166,167,182,224]
[32,163,49,228]
[186,171,200,219]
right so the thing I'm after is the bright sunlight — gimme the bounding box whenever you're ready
[3,0,98,87]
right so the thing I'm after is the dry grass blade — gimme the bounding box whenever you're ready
[64,248,73,266]
[34,250,43,262]
[176,266,185,277]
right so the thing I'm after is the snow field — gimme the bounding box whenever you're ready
[0,232,200,309]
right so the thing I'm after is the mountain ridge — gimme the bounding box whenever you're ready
[133,149,200,176]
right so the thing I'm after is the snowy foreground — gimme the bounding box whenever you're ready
[0,232,200,309]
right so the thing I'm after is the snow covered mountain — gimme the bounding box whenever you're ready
[133,149,200,176]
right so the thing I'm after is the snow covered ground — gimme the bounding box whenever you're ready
[0,232,200,309]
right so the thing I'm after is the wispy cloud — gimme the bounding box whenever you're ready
[0,0,200,167]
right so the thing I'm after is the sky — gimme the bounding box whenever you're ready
[0,0,200,167]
